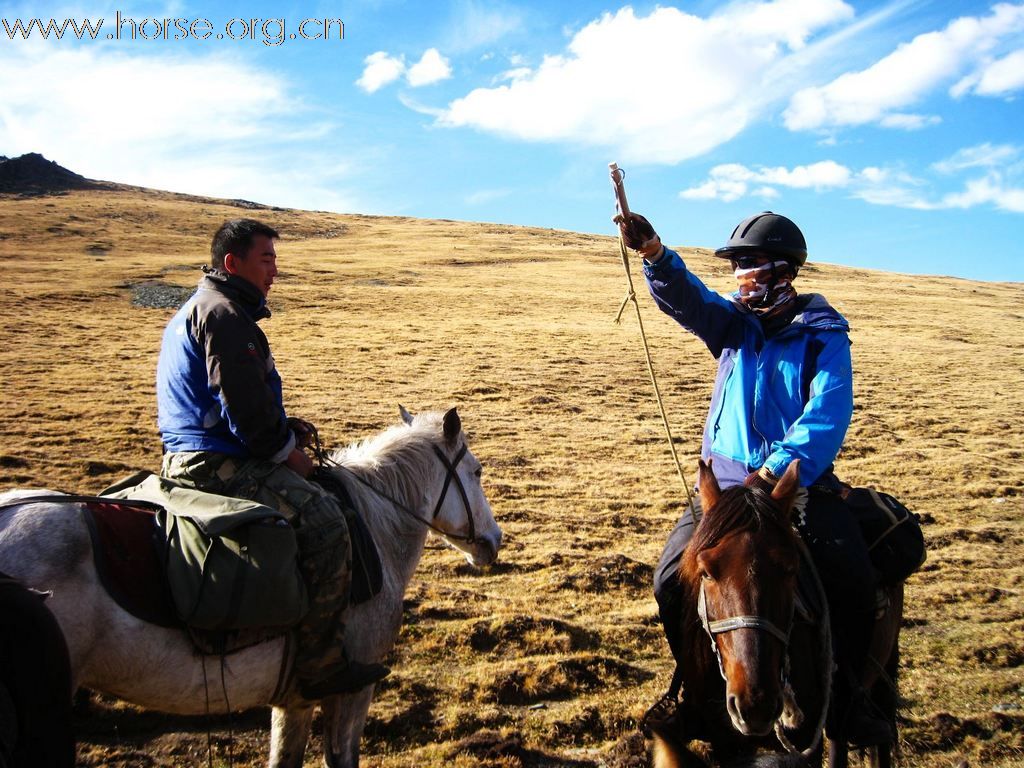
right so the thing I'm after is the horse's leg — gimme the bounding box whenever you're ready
[826,737,848,768]
[268,705,314,768]
[652,733,709,768]
[321,688,375,768]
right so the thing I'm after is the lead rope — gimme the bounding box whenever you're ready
[609,162,695,516]
[610,163,695,716]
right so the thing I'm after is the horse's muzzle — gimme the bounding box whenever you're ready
[468,530,501,567]
[727,690,783,737]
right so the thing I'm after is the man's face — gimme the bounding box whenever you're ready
[226,234,278,297]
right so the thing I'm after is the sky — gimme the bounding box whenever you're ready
[1,1,1022,282]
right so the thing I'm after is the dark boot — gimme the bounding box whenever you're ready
[844,687,894,748]
[299,660,390,700]
[837,609,894,748]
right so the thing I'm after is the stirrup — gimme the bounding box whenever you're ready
[641,692,679,738]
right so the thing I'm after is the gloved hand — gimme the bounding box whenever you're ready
[744,466,778,495]
[614,212,662,257]
[287,417,317,450]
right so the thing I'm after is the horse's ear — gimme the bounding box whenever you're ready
[770,460,801,514]
[442,407,462,444]
[698,459,720,513]
[399,405,414,426]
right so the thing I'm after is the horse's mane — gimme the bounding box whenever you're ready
[329,413,446,514]
[686,486,793,560]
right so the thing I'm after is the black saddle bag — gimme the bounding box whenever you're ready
[844,487,926,586]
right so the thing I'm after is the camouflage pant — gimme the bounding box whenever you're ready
[161,451,351,683]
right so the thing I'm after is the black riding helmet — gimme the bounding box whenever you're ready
[714,212,807,268]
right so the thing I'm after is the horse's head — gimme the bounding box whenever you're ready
[399,405,502,567]
[682,459,802,737]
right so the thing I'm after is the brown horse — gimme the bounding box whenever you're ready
[651,460,902,768]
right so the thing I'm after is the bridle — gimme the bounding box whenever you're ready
[696,577,793,682]
[312,429,479,545]
[694,541,829,757]
[428,443,476,543]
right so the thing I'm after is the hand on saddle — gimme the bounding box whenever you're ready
[287,417,317,450]
[744,466,778,495]
[613,212,662,259]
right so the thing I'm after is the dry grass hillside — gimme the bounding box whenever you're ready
[0,185,1021,767]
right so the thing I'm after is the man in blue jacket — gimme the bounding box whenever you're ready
[156,218,388,701]
[621,211,889,746]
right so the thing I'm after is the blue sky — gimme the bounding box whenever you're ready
[2,1,1022,281]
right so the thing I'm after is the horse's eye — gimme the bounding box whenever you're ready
[474,467,482,478]
[701,571,713,582]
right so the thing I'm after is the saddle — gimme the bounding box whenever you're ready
[78,478,383,652]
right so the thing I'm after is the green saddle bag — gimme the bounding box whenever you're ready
[103,472,309,631]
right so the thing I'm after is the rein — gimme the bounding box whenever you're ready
[310,428,478,545]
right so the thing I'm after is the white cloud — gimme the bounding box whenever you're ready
[443,0,524,52]
[951,48,1024,97]
[785,4,1024,131]
[878,113,942,129]
[684,156,1024,214]
[933,143,1021,173]
[358,48,454,92]
[407,48,452,87]
[439,1,854,164]
[499,67,533,83]
[680,160,853,200]
[939,174,1024,213]
[0,44,363,212]
[357,51,406,93]
[850,166,1024,213]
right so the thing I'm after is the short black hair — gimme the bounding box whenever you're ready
[210,219,279,270]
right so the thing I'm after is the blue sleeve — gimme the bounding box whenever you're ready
[763,331,853,484]
[643,248,741,358]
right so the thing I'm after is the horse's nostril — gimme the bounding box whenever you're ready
[726,694,741,722]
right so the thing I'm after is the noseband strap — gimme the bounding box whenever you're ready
[697,580,792,647]
[705,613,791,646]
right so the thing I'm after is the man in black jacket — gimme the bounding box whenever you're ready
[156,219,388,700]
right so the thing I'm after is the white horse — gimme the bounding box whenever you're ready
[0,407,502,768]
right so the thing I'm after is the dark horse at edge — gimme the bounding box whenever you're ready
[650,460,903,768]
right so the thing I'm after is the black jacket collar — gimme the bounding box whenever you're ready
[200,267,271,320]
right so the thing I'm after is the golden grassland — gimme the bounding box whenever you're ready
[0,187,1022,767]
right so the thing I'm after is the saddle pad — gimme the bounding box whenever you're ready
[82,500,290,653]
[81,501,179,628]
